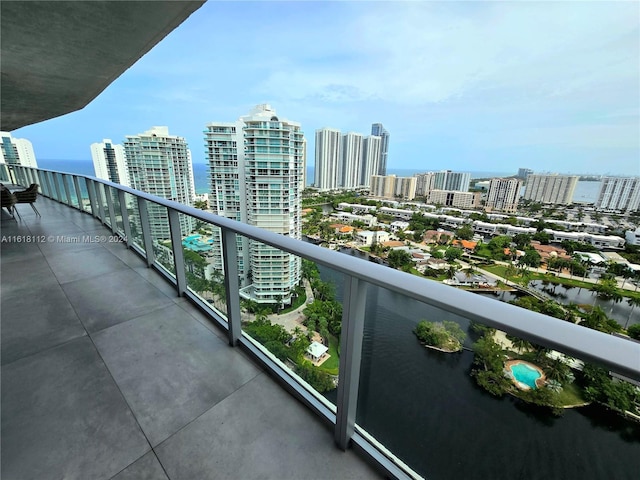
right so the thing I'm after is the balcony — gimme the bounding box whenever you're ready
[2,165,640,480]
[0,177,380,479]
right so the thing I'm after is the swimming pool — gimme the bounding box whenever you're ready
[509,362,542,389]
[182,234,212,252]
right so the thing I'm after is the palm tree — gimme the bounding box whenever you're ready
[625,297,640,329]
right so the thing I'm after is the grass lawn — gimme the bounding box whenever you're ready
[279,289,307,315]
[359,246,371,252]
[318,334,340,375]
[556,381,587,407]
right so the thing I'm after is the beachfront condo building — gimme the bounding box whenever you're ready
[90,139,129,187]
[206,104,304,305]
[0,131,38,168]
[371,123,389,176]
[595,176,640,212]
[124,126,196,239]
[486,177,522,213]
[523,174,579,205]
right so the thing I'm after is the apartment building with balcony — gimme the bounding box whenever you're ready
[0,131,38,167]
[206,105,304,305]
[523,174,579,205]
[595,176,640,211]
[124,126,196,240]
[427,189,481,208]
[485,177,522,213]
[90,139,129,187]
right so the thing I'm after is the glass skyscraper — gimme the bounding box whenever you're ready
[371,123,389,176]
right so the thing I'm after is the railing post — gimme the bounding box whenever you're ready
[168,208,187,296]
[87,179,99,218]
[335,275,367,450]
[222,229,241,345]
[104,185,117,232]
[62,175,72,206]
[137,197,155,267]
[72,176,83,211]
[118,189,132,248]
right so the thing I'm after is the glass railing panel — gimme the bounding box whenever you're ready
[179,212,228,318]
[105,185,124,235]
[143,200,175,277]
[77,177,92,213]
[62,174,79,209]
[52,172,65,202]
[37,170,50,197]
[44,172,58,200]
[0,163,9,182]
[241,241,339,406]
[349,279,640,480]
[97,183,111,227]
[123,192,144,251]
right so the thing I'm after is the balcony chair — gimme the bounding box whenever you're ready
[14,183,41,216]
[1,184,20,220]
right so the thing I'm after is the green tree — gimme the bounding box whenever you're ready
[512,233,532,249]
[520,248,541,268]
[455,225,474,240]
[626,323,640,340]
[388,249,413,269]
[625,297,640,329]
[444,247,463,262]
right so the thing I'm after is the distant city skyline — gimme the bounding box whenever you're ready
[8,1,640,175]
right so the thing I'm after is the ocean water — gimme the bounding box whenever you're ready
[34,159,601,203]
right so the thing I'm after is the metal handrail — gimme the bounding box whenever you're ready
[17,165,639,380]
[10,164,640,480]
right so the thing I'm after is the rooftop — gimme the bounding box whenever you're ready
[0,198,380,479]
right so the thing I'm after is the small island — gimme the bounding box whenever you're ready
[414,320,466,353]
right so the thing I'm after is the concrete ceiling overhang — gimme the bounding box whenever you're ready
[0,0,205,131]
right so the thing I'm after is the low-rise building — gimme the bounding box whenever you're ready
[355,230,390,246]
[626,226,640,246]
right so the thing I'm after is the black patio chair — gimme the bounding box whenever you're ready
[14,183,40,216]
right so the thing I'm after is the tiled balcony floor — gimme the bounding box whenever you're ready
[1,197,381,480]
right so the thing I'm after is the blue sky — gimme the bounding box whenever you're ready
[13,1,640,175]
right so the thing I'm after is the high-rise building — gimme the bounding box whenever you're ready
[595,177,640,211]
[517,168,534,179]
[315,127,384,190]
[428,190,481,209]
[486,178,522,213]
[370,175,396,199]
[314,128,341,190]
[360,135,381,188]
[371,123,389,176]
[207,104,304,305]
[433,170,470,192]
[204,121,248,282]
[414,171,470,196]
[124,126,195,239]
[523,174,578,205]
[340,132,363,189]
[90,139,129,187]
[0,131,38,167]
[415,172,436,197]
[370,174,416,200]
[394,176,417,201]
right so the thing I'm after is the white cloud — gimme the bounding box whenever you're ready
[254,1,638,109]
